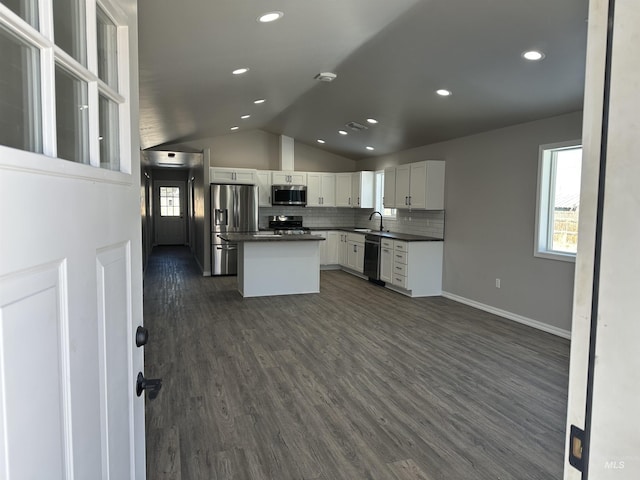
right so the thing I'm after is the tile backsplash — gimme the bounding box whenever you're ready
[259,207,444,239]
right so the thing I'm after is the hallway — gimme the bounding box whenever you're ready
[143,246,569,479]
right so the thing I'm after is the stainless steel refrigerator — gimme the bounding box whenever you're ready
[210,184,258,275]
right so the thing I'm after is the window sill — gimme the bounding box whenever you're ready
[534,250,576,263]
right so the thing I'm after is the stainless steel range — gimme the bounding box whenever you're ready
[267,215,311,235]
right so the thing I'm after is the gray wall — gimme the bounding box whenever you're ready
[359,111,582,333]
[164,129,355,172]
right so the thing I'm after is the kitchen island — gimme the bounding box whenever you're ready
[219,233,325,297]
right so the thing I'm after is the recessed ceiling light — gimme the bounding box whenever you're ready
[338,130,348,135]
[258,11,284,23]
[254,99,266,104]
[240,114,251,119]
[522,50,545,61]
[366,118,378,124]
[317,139,325,144]
[232,68,249,75]
[366,146,375,151]
[436,89,452,96]
[230,126,239,131]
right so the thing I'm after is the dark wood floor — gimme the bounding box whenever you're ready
[144,246,569,480]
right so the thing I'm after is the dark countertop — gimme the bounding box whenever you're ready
[307,227,443,242]
[219,233,325,242]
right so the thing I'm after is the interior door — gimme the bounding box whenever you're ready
[155,180,186,245]
[0,1,145,479]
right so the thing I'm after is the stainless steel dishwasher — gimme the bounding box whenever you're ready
[363,234,384,284]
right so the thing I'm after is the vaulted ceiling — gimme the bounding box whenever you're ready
[138,0,588,160]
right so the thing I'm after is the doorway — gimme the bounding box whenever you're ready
[155,180,187,245]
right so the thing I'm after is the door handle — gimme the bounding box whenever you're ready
[136,372,162,399]
[135,326,149,347]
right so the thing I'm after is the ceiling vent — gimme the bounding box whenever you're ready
[345,121,368,132]
[314,72,337,82]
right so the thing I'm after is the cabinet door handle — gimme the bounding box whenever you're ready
[405,196,408,205]
[409,195,412,205]
[395,266,402,270]
[353,245,357,252]
[348,197,351,205]
[357,196,360,205]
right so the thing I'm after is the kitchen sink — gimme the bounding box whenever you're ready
[354,228,372,232]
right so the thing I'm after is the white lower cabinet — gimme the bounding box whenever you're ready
[386,240,443,297]
[346,233,365,273]
[338,233,349,267]
[316,231,328,264]
[326,232,340,265]
[380,238,394,283]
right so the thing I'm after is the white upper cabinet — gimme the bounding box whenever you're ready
[408,161,445,210]
[383,167,396,208]
[271,171,307,186]
[335,173,353,207]
[256,170,272,207]
[394,164,411,207]
[391,161,445,210]
[336,172,374,208]
[210,167,257,185]
[352,171,374,208]
[307,172,336,207]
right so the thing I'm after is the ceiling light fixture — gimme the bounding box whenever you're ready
[522,50,545,61]
[366,118,378,124]
[436,89,452,96]
[254,99,266,104]
[366,146,375,151]
[258,11,284,23]
[230,126,239,131]
[232,68,249,75]
[338,130,348,135]
[314,72,337,82]
[317,139,326,144]
[240,114,251,119]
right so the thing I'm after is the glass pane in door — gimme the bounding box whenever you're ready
[0,24,42,152]
[55,65,89,163]
[2,0,39,28]
[99,94,120,170]
[97,7,118,89]
[53,0,87,65]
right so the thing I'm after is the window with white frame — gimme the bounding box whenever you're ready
[0,0,129,172]
[375,170,396,217]
[535,141,583,261]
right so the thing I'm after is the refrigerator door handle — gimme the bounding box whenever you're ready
[215,209,228,226]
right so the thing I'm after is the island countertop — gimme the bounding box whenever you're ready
[218,233,325,242]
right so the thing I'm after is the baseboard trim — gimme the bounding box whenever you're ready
[192,255,210,277]
[441,291,571,339]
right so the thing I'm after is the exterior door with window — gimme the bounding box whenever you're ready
[155,181,186,245]
[0,1,145,479]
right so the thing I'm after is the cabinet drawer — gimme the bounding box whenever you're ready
[393,250,408,264]
[381,238,393,249]
[347,233,365,243]
[393,262,407,276]
[394,241,408,252]
[392,274,407,289]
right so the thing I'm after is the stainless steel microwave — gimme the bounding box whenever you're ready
[271,185,307,206]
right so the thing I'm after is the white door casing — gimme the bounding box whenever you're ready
[0,0,145,479]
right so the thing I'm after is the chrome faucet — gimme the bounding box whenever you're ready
[369,211,384,231]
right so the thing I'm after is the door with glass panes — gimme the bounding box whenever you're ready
[0,1,145,479]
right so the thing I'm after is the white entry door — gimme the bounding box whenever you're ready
[155,180,187,245]
[0,1,145,479]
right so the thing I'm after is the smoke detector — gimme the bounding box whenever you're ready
[314,72,337,82]
[345,121,368,132]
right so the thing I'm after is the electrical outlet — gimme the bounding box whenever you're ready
[496,278,501,288]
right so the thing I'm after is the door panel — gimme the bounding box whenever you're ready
[97,243,133,479]
[0,263,71,480]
